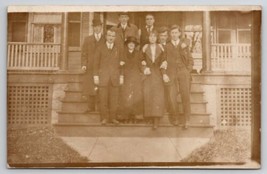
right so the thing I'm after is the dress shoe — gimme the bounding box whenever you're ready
[111,119,120,125]
[101,119,107,125]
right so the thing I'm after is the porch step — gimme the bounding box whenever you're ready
[178,101,207,113]
[61,101,88,112]
[63,91,85,101]
[57,112,210,125]
[65,82,82,91]
[53,123,214,137]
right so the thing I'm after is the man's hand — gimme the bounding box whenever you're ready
[160,60,168,69]
[81,66,87,72]
[93,76,99,85]
[163,74,170,83]
[144,67,151,75]
[119,75,124,85]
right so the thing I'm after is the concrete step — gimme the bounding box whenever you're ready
[178,101,207,113]
[63,91,83,101]
[65,82,82,91]
[57,112,210,125]
[177,92,205,102]
[61,101,88,112]
[53,123,214,137]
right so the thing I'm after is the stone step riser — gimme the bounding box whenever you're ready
[177,93,205,102]
[61,103,88,112]
[178,103,207,113]
[64,92,83,101]
[54,125,214,137]
[65,83,203,92]
[58,114,210,125]
[66,83,82,91]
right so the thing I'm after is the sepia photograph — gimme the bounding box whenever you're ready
[6,5,261,168]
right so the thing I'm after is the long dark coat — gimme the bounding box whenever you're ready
[120,49,144,117]
[81,35,105,95]
[141,44,166,117]
[112,23,139,49]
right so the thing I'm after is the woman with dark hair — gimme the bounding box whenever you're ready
[120,36,144,123]
[141,30,170,130]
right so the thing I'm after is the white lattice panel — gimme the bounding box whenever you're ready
[220,88,251,127]
[8,85,51,125]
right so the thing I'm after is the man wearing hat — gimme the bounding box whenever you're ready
[139,13,157,49]
[81,18,105,113]
[164,25,193,129]
[112,12,139,49]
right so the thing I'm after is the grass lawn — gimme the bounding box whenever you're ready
[182,128,251,163]
[7,126,88,166]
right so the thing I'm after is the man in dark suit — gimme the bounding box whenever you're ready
[81,18,105,112]
[139,13,157,49]
[112,12,139,49]
[93,28,124,125]
[165,25,194,129]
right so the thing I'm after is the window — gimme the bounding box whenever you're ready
[11,22,27,42]
[8,13,28,42]
[218,30,231,43]
[68,12,81,47]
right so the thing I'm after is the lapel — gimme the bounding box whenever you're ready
[145,44,161,63]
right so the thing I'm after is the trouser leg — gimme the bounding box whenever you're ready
[109,84,119,120]
[167,83,179,123]
[98,86,109,121]
[177,69,191,124]
[88,95,96,111]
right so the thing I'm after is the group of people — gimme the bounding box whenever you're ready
[81,12,193,130]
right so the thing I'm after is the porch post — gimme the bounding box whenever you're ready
[61,12,68,71]
[202,11,212,72]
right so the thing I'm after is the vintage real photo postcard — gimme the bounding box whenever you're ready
[7,5,261,168]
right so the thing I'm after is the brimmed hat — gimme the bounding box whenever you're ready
[92,18,102,26]
[125,36,139,45]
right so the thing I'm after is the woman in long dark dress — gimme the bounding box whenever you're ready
[120,36,144,123]
[141,30,170,130]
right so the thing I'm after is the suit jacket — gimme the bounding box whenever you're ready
[165,39,194,84]
[81,34,105,71]
[93,43,124,87]
[112,23,139,48]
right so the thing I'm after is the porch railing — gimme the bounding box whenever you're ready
[7,42,61,70]
[211,44,251,72]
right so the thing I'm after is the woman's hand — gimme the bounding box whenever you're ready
[163,74,170,83]
[144,67,151,75]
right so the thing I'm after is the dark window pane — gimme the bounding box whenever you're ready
[238,31,251,43]
[12,22,26,42]
[218,31,231,43]
[68,23,80,47]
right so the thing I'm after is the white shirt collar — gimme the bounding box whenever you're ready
[146,25,154,31]
[106,42,114,49]
[94,33,101,40]
[128,49,134,53]
[171,39,180,46]
[121,23,127,30]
